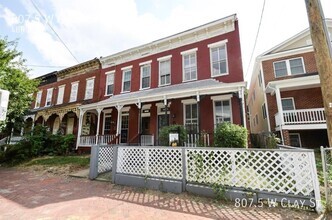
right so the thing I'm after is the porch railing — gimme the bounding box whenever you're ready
[185,133,211,147]
[79,135,97,146]
[98,134,116,145]
[275,108,326,126]
[79,134,118,146]
[141,134,154,146]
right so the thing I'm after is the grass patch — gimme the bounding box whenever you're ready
[22,156,90,167]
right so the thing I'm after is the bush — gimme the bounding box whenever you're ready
[159,125,187,146]
[0,125,76,165]
[214,122,247,148]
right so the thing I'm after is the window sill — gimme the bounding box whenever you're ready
[121,91,130,94]
[211,73,229,77]
[182,79,197,83]
[139,87,150,91]
[158,83,171,87]
[105,94,113,97]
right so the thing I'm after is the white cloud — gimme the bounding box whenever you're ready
[0,5,20,26]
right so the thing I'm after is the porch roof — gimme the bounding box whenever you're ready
[80,79,246,110]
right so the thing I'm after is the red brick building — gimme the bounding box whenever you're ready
[248,20,332,148]
[77,14,246,148]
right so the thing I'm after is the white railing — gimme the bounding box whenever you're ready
[98,134,116,145]
[79,135,97,146]
[275,108,326,126]
[9,136,23,145]
[141,135,154,146]
[185,133,210,147]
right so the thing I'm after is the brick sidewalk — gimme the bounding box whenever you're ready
[0,168,321,219]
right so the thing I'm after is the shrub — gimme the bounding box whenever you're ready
[159,125,187,146]
[214,122,247,148]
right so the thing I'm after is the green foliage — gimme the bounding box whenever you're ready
[214,122,247,148]
[0,37,39,135]
[158,124,187,146]
[0,125,76,165]
[23,156,89,167]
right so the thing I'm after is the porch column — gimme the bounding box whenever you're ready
[136,100,142,145]
[196,92,201,134]
[116,105,123,136]
[240,87,247,129]
[164,95,169,125]
[275,87,285,144]
[76,109,86,149]
[95,107,103,144]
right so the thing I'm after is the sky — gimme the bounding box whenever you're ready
[0,0,331,81]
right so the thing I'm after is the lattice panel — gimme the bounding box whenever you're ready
[186,149,315,196]
[117,147,147,175]
[148,148,182,179]
[98,145,113,173]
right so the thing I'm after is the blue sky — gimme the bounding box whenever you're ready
[0,0,331,80]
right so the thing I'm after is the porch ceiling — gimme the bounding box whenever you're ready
[81,79,246,110]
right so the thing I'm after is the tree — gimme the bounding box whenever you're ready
[0,37,39,135]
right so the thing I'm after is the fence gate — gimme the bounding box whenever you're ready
[321,147,332,211]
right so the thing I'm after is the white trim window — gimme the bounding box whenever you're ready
[158,56,171,86]
[57,85,65,105]
[181,48,197,82]
[281,97,295,111]
[85,78,95,100]
[105,71,114,96]
[262,103,267,119]
[69,82,79,102]
[140,63,151,89]
[273,57,305,78]
[35,91,42,108]
[184,103,198,134]
[289,133,302,147]
[212,95,232,126]
[122,68,131,92]
[45,88,53,107]
[208,40,228,77]
[103,112,112,135]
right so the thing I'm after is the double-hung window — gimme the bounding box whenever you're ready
[85,77,95,100]
[140,61,151,89]
[281,98,295,111]
[45,88,53,107]
[212,94,232,127]
[158,55,171,86]
[70,82,79,102]
[181,48,197,82]
[57,85,65,105]
[35,91,42,108]
[184,103,198,134]
[208,40,228,77]
[122,66,132,92]
[105,71,115,95]
[273,57,305,77]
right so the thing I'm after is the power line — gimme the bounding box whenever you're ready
[245,0,266,78]
[30,0,80,63]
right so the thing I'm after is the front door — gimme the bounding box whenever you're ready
[141,117,150,135]
[121,115,129,143]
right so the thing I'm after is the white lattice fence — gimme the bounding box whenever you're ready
[117,147,183,179]
[98,145,114,173]
[186,148,318,197]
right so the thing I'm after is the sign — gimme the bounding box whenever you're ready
[169,133,179,146]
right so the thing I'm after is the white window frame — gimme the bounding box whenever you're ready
[105,71,115,96]
[35,91,42,108]
[45,88,53,107]
[262,103,267,119]
[281,97,295,111]
[208,39,229,77]
[84,77,95,100]
[140,60,152,90]
[69,81,79,103]
[273,57,306,78]
[102,109,113,135]
[181,48,198,82]
[289,133,302,148]
[211,94,233,127]
[158,55,172,87]
[56,85,65,105]
[121,66,132,93]
[182,99,199,134]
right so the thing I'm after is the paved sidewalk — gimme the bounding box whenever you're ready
[0,168,321,219]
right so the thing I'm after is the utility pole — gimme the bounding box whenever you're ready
[305,0,332,147]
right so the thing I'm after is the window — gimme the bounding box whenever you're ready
[45,88,53,107]
[103,113,112,134]
[57,85,65,105]
[258,71,263,87]
[262,103,267,119]
[281,98,295,111]
[69,82,79,102]
[209,40,228,76]
[289,133,302,147]
[184,103,198,134]
[35,91,42,108]
[255,114,258,125]
[158,56,171,86]
[122,69,131,92]
[273,57,305,77]
[105,71,114,95]
[181,48,197,81]
[85,78,95,100]
[140,64,151,89]
[214,100,231,125]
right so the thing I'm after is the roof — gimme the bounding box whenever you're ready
[80,79,246,110]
